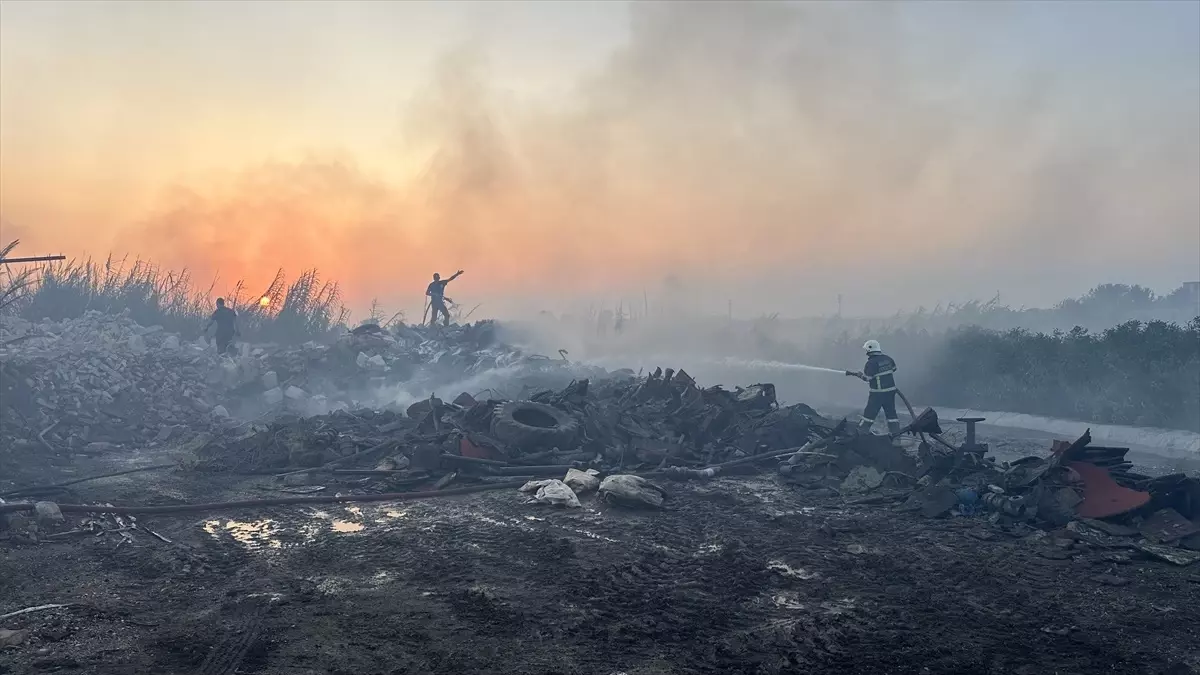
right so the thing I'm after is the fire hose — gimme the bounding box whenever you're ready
[895,388,923,438]
[843,370,924,442]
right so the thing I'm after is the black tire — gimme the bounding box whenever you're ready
[490,401,579,450]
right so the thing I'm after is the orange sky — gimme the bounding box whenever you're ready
[2,1,1198,318]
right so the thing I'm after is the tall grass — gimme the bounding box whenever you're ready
[0,241,38,313]
[0,242,349,344]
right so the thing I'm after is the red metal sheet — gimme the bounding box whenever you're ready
[1068,461,1150,519]
[460,436,493,460]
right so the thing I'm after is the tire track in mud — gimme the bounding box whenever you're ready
[196,597,275,675]
[266,488,863,673]
[163,483,1200,675]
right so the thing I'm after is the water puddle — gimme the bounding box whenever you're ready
[203,506,378,549]
[310,507,369,534]
[203,519,283,549]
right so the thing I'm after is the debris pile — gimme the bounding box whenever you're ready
[1,311,235,456]
[187,365,837,480]
[3,311,1196,570]
[779,408,1200,565]
[0,312,584,469]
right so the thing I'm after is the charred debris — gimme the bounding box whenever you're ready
[1,313,1198,568]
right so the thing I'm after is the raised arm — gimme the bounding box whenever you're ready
[448,269,464,282]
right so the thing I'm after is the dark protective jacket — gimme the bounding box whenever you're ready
[863,352,898,393]
[427,280,449,302]
[210,307,237,337]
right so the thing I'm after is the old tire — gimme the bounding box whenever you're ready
[490,401,579,450]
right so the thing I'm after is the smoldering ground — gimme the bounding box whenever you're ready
[2,0,1173,319]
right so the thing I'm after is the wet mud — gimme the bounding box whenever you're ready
[2,468,1199,675]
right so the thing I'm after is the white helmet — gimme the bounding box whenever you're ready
[863,339,881,354]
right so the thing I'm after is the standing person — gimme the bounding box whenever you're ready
[426,270,464,327]
[204,298,239,355]
[847,339,900,436]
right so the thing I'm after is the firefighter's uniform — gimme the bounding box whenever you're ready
[856,341,901,436]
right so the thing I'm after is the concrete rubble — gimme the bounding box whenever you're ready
[0,312,581,467]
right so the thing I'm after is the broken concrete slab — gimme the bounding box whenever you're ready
[840,466,885,494]
[33,501,64,527]
[1065,521,1138,549]
[1133,541,1200,566]
[899,486,960,519]
[1078,518,1138,537]
[0,628,30,648]
[1139,509,1200,544]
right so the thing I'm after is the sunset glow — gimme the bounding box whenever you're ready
[1,1,1196,318]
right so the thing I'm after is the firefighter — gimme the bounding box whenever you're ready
[426,270,464,327]
[846,339,900,436]
[203,298,239,356]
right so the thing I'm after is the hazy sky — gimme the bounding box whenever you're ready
[1,0,1197,318]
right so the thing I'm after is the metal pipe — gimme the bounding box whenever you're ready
[486,464,577,476]
[0,464,175,498]
[0,255,66,265]
[0,481,527,516]
[439,453,509,467]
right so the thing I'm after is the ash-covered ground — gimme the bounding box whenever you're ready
[2,315,1198,675]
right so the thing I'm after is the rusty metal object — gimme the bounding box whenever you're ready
[1069,461,1150,519]
[458,436,496,461]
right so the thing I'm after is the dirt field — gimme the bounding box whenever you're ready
[3,444,1199,675]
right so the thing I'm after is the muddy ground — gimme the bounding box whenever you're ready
[3,438,1200,675]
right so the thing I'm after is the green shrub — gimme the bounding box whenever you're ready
[759,316,1198,431]
[909,319,1200,431]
